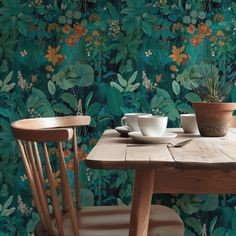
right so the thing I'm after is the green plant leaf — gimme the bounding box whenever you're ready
[47,80,56,95]
[185,93,201,103]
[52,103,72,115]
[210,216,218,233]
[128,71,137,85]
[213,227,226,236]
[17,21,28,36]
[3,71,12,84]
[200,195,219,212]
[142,13,157,23]
[3,195,13,209]
[125,83,140,92]
[172,80,180,95]
[88,103,101,116]
[107,87,124,116]
[185,217,202,235]
[0,108,11,119]
[107,2,119,19]
[60,93,78,111]
[85,91,93,109]
[73,63,94,87]
[117,74,127,87]
[142,21,152,36]
[110,82,124,93]
[232,210,236,232]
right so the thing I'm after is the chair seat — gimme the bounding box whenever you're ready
[35,205,184,236]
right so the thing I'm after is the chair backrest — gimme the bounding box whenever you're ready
[11,116,91,236]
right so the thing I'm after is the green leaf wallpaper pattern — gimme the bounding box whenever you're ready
[0,0,236,235]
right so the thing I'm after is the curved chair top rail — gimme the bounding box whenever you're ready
[11,116,91,142]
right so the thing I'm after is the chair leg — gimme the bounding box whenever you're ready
[129,169,155,236]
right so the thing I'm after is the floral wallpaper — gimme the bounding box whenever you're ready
[0,0,236,235]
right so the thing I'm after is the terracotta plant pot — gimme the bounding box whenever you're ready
[192,102,236,137]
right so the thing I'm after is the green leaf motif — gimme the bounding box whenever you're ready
[60,93,78,111]
[17,21,28,36]
[52,103,72,115]
[85,91,93,109]
[117,74,127,87]
[47,80,56,95]
[107,2,119,19]
[107,87,124,116]
[212,227,226,236]
[88,103,102,116]
[73,63,94,87]
[232,210,236,232]
[142,21,152,36]
[185,217,202,235]
[110,82,124,93]
[200,195,219,212]
[172,80,180,95]
[128,71,137,85]
[185,93,202,103]
[125,83,140,92]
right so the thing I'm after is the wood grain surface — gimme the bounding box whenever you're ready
[86,128,236,170]
[35,205,184,236]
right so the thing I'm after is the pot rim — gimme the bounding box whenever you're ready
[192,102,236,105]
[192,102,236,111]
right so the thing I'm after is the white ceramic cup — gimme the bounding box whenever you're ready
[180,114,198,133]
[138,115,168,137]
[121,113,152,131]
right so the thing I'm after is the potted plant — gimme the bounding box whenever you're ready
[189,63,236,137]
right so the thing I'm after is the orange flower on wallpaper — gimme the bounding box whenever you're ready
[172,23,184,32]
[92,30,100,36]
[45,65,54,72]
[85,35,92,41]
[47,23,58,32]
[198,24,212,36]
[219,40,225,46]
[213,13,225,23]
[31,75,37,82]
[217,30,224,36]
[67,159,74,171]
[187,25,195,34]
[210,36,217,42]
[94,40,101,46]
[89,14,100,22]
[154,25,162,31]
[63,149,71,158]
[66,37,76,46]
[74,23,87,35]
[190,36,202,46]
[45,45,64,65]
[155,75,162,83]
[78,148,87,160]
[62,24,71,34]
[169,45,189,65]
[170,65,177,72]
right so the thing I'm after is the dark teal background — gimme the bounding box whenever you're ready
[0,0,236,235]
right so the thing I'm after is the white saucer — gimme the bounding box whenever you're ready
[115,126,131,137]
[128,131,177,144]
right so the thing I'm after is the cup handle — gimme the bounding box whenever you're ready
[121,117,127,126]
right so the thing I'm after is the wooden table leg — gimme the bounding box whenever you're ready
[129,169,155,236]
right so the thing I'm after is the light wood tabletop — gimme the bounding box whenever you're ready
[86,128,236,236]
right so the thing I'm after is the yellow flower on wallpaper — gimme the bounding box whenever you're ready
[169,45,189,65]
[45,45,64,65]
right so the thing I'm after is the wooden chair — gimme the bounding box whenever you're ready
[12,116,184,236]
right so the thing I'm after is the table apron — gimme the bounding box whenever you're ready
[154,168,236,194]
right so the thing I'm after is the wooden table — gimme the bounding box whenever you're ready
[86,128,236,236]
